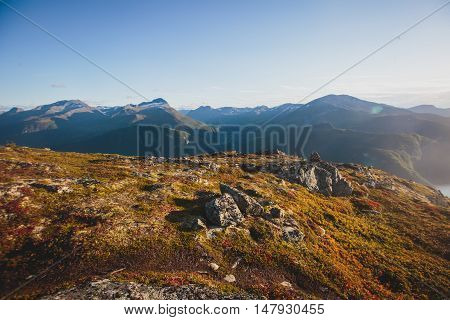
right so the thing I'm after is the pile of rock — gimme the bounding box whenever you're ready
[203,183,304,243]
[205,193,244,227]
[219,184,264,216]
[241,152,353,197]
[204,183,267,227]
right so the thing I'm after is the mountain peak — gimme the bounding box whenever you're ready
[411,104,439,111]
[315,94,367,104]
[138,98,168,106]
[306,94,406,115]
[410,104,450,117]
[5,107,24,114]
[35,100,90,111]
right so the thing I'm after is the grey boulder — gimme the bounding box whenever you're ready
[219,183,264,216]
[205,193,244,227]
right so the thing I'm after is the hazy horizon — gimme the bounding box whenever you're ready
[1,93,449,112]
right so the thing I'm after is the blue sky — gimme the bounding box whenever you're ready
[0,0,449,109]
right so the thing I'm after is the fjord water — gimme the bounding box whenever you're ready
[438,185,450,197]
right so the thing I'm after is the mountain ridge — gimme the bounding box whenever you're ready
[1,95,450,185]
[409,104,450,117]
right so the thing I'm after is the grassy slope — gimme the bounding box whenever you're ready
[0,146,448,299]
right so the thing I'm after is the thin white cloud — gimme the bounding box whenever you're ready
[239,89,264,94]
[50,83,66,88]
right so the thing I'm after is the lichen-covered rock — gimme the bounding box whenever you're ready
[219,183,264,216]
[208,263,219,271]
[316,161,353,196]
[240,163,262,173]
[260,159,353,197]
[268,206,285,219]
[305,165,333,195]
[205,227,224,239]
[30,182,72,194]
[309,152,321,162]
[76,178,101,187]
[180,217,207,231]
[282,226,305,243]
[223,274,236,283]
[318,226,326,237]
[43,279,257,300]
[205,193,244,227]
[332,178,353,197]
[280,281,293,289]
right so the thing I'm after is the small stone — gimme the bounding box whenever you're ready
[224,274,236,283]
[282,226,305,243]
[258,199,274,206]
[208,263,219,271]
[181,217,207,231]
[77,178,101,187]
[280,281,292,289]
[57,185,72,194]
[269,206,285,219]
[240,163,262,173]
[30,182,71,194]
[205,228,224,240]
[231,258,241,269]
[318,226,326,237]
[143,183,164,192]
[31,225,45,240]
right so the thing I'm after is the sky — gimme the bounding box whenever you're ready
[0,0,449,109]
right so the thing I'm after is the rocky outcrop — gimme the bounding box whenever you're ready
[43,279,257,300]
[204,183,306,243]
[427,190,448,207]
[290,160,353,196]
[309,152,321,162]
[205,193,244,227]
[242,153,353,196]
[219,183,264,216]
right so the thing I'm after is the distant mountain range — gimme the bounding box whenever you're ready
[1,95,450,185]
[409,104,450,117]
[0,98,209,155]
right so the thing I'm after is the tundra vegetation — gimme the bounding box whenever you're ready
[0,145,448,299]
